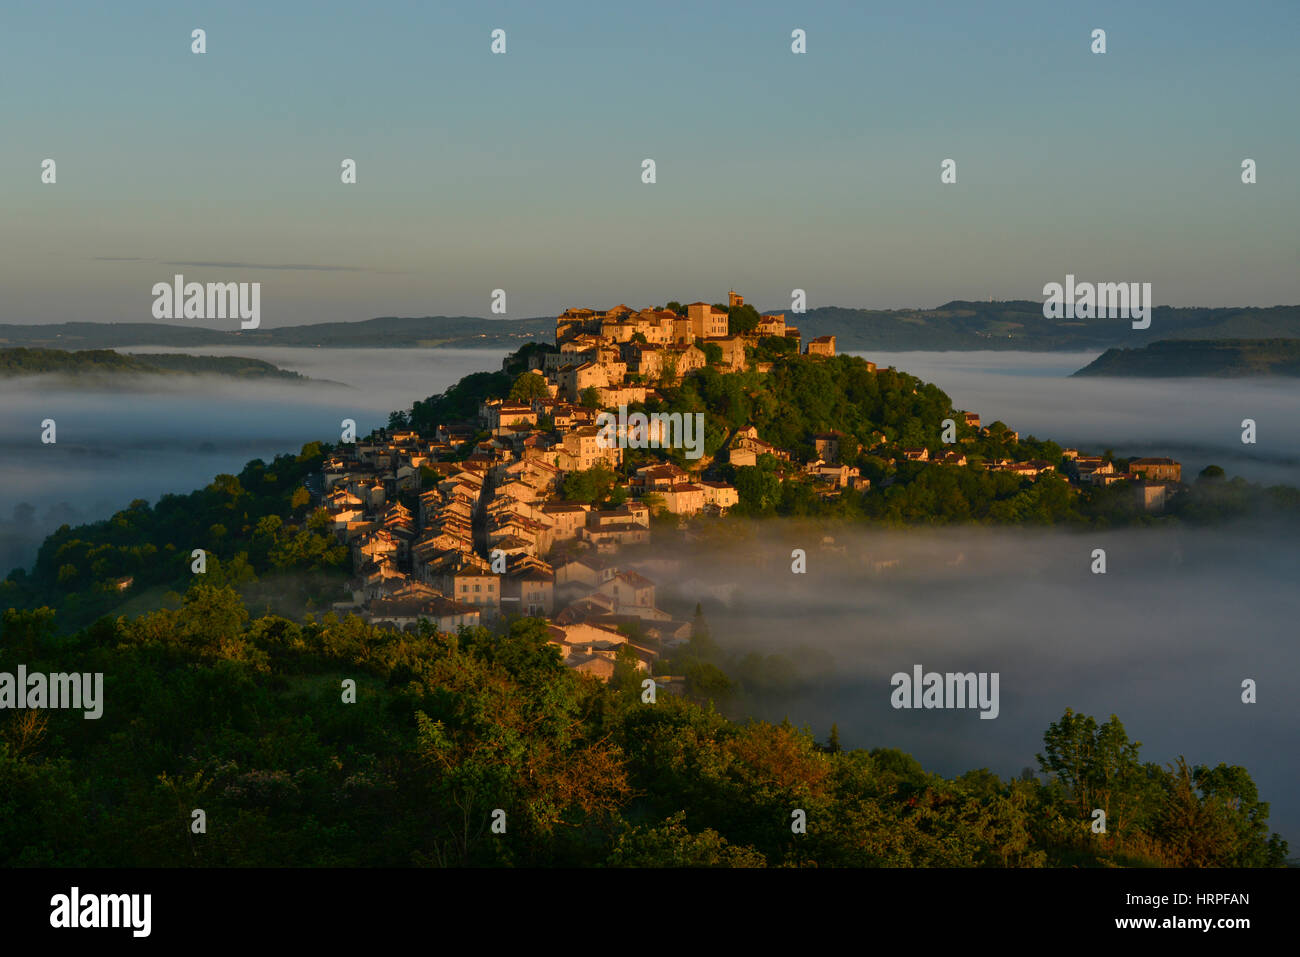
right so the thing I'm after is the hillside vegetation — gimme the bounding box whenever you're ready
[0,595,1287,867]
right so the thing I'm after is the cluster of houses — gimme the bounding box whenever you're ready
[312,289,1184,684]
[547,289,834,399]
[308,290,846,683]
[863,409,1183,511]
[1062,452,1183,510]
[319,425,698,688]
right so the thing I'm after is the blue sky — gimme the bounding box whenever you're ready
[1,0,1296,325]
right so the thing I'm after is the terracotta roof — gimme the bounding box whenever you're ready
[613,570,656,588]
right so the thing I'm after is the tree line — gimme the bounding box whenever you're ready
[0,588,1286,867]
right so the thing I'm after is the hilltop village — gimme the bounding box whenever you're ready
[318,291,1182,685]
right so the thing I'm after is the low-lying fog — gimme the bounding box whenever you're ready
[642,520,1300,847]
[856,351,1300,487]
[5,345,1296,575]
[0,347,503,573]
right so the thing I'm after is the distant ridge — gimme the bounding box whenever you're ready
[0,347,313,382]
[2,302,1298,352]
[0,315,554,350]
[764,301,1300,351]
[1072,338,1300,377]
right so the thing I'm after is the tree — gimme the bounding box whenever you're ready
[1037,709,1150,835]
[559,465,618,504]
[827,723,842,754]
[692,602,709,640]
[684,660,732,701]
[1157,757,1240,866]
[580,386,601,409]
[174,582,251,660]
[733,461,783,514]
[608,813,766,867]
[2,606,56,659]
[727,303,762,336]
[207,474,246,500]
[658,358,678,387]
[508,371,549,402]
[1188,762,1288,866]
[610,645,643,696]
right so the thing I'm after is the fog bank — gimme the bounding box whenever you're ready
[637,520,1300,846]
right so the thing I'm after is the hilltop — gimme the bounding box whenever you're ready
[1072,338,1300,377]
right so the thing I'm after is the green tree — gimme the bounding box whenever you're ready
[733,460,783,514]
[174,582,253,663]
[608,813,766,867]
[1187,761,1288,866]
[727,303,763,336]
[610,645,644,696]
[508,371,549,402]
[1,606,57,659]
[1037,709,1152,835]
[559,465,618,504]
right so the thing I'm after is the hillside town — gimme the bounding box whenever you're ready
[316,291,1182,684]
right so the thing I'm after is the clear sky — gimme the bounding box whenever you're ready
[2,0,1296,326]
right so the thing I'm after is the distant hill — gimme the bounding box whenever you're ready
[781,301,1300,352]
[1072,338,1300,377]
[0,315,554,350]
[2,303,1298,352]
[0,347,312,381]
